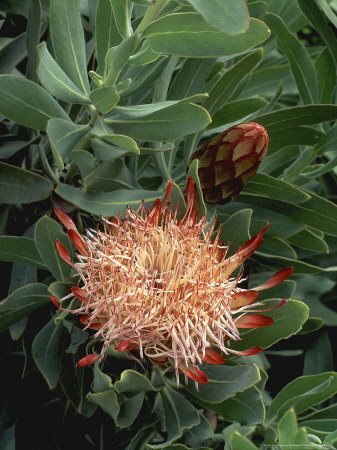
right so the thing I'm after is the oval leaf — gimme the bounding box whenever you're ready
[0,162,53,204]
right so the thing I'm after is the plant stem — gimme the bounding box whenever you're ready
[135,0,170,36]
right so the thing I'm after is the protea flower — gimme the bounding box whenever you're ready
[52,177,292,386]
[189,122,268,204]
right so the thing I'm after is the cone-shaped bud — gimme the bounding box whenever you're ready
[189,122,268,204]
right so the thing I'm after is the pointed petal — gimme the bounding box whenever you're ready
[77,354,100,367]
[54,207,77,231]
[250,298,287,313]
[235,314,274,328]
[230,347,263,356]
[50,295,60,308]
[56,240,72,264]
[163,180,173,208]
[236,223,269,262]
[71,286,88,303]
[254,267,294,291]
[68,229,89,256]
[149,357,169,366]
[79,315,101,330]
[199,349,225,365]
[116,340,131,352]
[180,366,208,384]
[231,290,259,309]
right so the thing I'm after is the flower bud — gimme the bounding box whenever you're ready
[189,122,268,204]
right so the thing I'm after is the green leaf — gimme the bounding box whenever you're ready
[230,432,258,449]
[298,0,337,68]
[55,183,162,216]
[186,0,249,35]
[205,48,264,115]
[92,137,139,161]
[264,13,318,104]
[104,35,138,86]
[32,316,65,389]
[129,41,160,66]
[303,333,334,376]
[95,0,123,75]
[223,424,254,450]
[243,63,297,98]
[205,385,265,426]
[182,413,214,448]
[208,97,266,129]
[219,209,252,256]
[106,102,211,140]
[143,14,270,58]
[92,364,114,393]
[95,133,140,154]
[299,317,324,335]
[0,162,54,204]
[0,283,50,333]
[34,216,72,281]
[232,299,309,351]
[294,274,337,327]
[37,42,90,104]
[169,58,215,100]
[315,48,336,104]
[70,150,95,178]
[50,0,89,94]
[116,392,145,428]
[288,228,329,253]
[267,372,337,422]
[244,173,310,204]
[115,370,156,395]
[278,409,299,447]
[148,385,200,448]
[47,118,91,169]
[239,188,337,237]
[185,364,260,403]
[0,33,27,75]
[255,104,337,131]
[0,75,69,130]
[187,159,207,218]
[0,236,46,269]
[89,86,120,114]
[84,160,139,192]
[87,390,119,420]
[268,126,324,153]
[26,0,42,83]
[110,0,132,39]
[8,263,37,340]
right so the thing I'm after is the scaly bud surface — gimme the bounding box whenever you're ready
[190,122,269,204]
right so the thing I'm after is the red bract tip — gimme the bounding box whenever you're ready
[50,295,59,308]
[252,298,287,313]
[54,207,77,231]
[235,314,274,328]
[231,290,259,309]
[237,347,263,356]
[235,223,269,264]
[79,315,101,330]
[68,229,89,256]
[149,356,169,366]
[181,365,208,384]
[116,340,131,352]
[186,176,196,208]
[254,267,294,291]
[163,180,173,208]
[56,240,71,264]
[200,349,225,365]
[77,354,99,367]
[71,286,88,302]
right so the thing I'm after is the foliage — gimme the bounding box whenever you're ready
[0,0,337,448]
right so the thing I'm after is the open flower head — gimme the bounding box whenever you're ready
[53,178,292,386]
